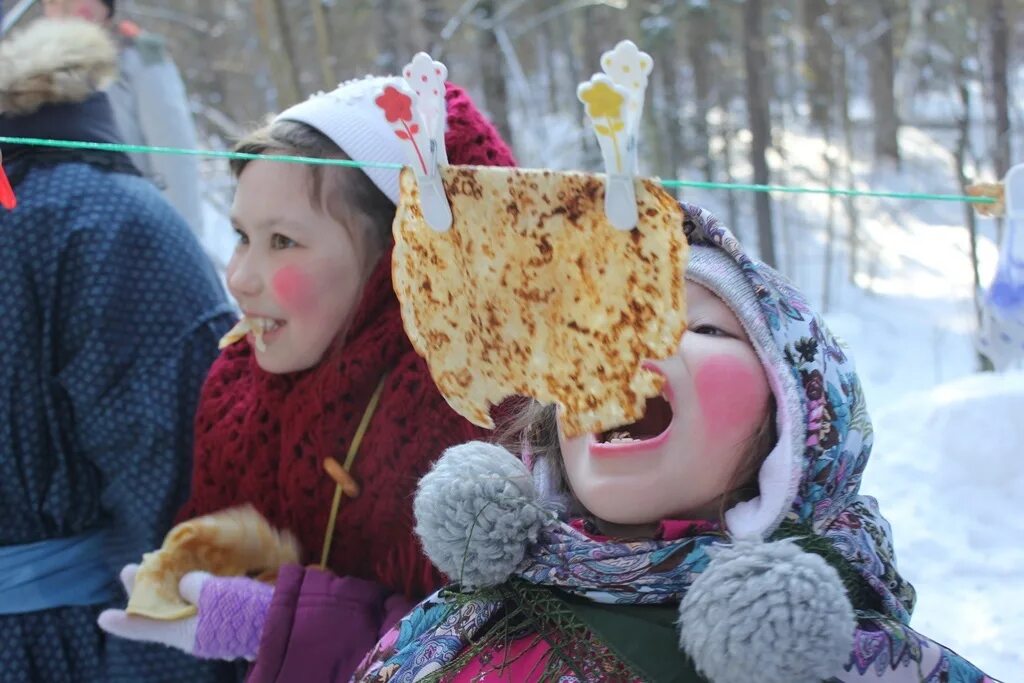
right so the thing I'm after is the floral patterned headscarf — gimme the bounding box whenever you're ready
[356,204,919,682]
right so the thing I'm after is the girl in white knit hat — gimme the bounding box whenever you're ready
[98,77,520,682]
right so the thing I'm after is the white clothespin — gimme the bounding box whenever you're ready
[374,53,452,232]
[577,40,653,230]
[404,53,449,167]
[601,40,652,178]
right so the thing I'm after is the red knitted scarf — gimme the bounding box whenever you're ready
[179,83,516,598]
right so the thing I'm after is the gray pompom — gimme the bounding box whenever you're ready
[413,441,549,589]
[678,538,855,683]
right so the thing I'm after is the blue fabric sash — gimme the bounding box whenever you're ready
[0,529,121,614]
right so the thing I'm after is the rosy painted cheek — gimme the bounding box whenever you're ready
[694,355,767,436]
[271,265,317,315]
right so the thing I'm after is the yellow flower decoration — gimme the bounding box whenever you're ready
[579,80,626,121]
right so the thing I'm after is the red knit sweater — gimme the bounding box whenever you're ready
[178,83,516,598]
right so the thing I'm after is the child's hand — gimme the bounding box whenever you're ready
[98,563,274,661]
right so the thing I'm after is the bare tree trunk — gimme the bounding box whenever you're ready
[989,0,1011,245]
[560,12,592,166]
[421,0,446,54]
[272,0,302,98]
[719,91,741,236]
[477,0,514,148]
[869,0,901,164]
[538,18,558,117]
[782,8,800,121]
[802,0,833,129]
[823,126,836,312]
[841,81,861,284]
[580,4,626,78]
[560,11,584,111]
[836,6,862,284]
[645,79,668,183]
[743,0,777,266]
[254,0,301,108]
[309,0,334,89]
[989,0,1011,178]
[954,63,996,371]
[687,5,714,181]
[652,32,684,180]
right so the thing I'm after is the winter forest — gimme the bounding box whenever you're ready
[3,0,1023,679]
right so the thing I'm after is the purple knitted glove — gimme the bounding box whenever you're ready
[193,574,274,660]
[99,565,274,662]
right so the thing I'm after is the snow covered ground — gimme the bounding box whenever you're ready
[198,115,1023,680]
[864,372,1024,680]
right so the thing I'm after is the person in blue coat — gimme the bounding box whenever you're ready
[42,0,207,241]
[0,17,237,683]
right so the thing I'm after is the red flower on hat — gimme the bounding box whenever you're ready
[375,86,414,124]
[375,84,426,173]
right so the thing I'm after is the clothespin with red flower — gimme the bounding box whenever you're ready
[375,53,452,232]
[0,150,16,211]
[577,40,652,230]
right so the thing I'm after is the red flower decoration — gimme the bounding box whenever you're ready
[375,86,414,124]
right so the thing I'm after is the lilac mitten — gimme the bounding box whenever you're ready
[99,565,274,662]
[193,575,274,660]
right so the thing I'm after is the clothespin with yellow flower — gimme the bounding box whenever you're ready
[577,40,653,230]
[601,40,653,172]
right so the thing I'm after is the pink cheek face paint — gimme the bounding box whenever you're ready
[694,355,766,437]
[272,265,317,315]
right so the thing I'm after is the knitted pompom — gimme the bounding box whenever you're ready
[678,538,855,683]
[413,441,548,589]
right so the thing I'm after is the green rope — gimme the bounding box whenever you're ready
[0,135,996,205]
[660,178,993,204]
[0,136,404,170]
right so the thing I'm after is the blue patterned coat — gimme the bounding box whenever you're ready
[0,157,237,682]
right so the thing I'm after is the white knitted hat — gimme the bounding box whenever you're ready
[274,76,406,206]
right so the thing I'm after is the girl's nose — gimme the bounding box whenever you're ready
[227,252,263,299]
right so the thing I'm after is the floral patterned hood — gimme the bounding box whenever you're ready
[681,203,916,621]
[353,204,936,683]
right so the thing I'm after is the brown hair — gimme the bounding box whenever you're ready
[499,395,778,528]
[230,119,396,251]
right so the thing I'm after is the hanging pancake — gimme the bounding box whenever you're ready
[392,165,688,438]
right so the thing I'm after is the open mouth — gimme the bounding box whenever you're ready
[591,393,675,453]
[247,317,287,351]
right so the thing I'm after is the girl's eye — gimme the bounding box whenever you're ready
[691,324,728,337]
[234,228,249,246]
[271,233,298,250]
